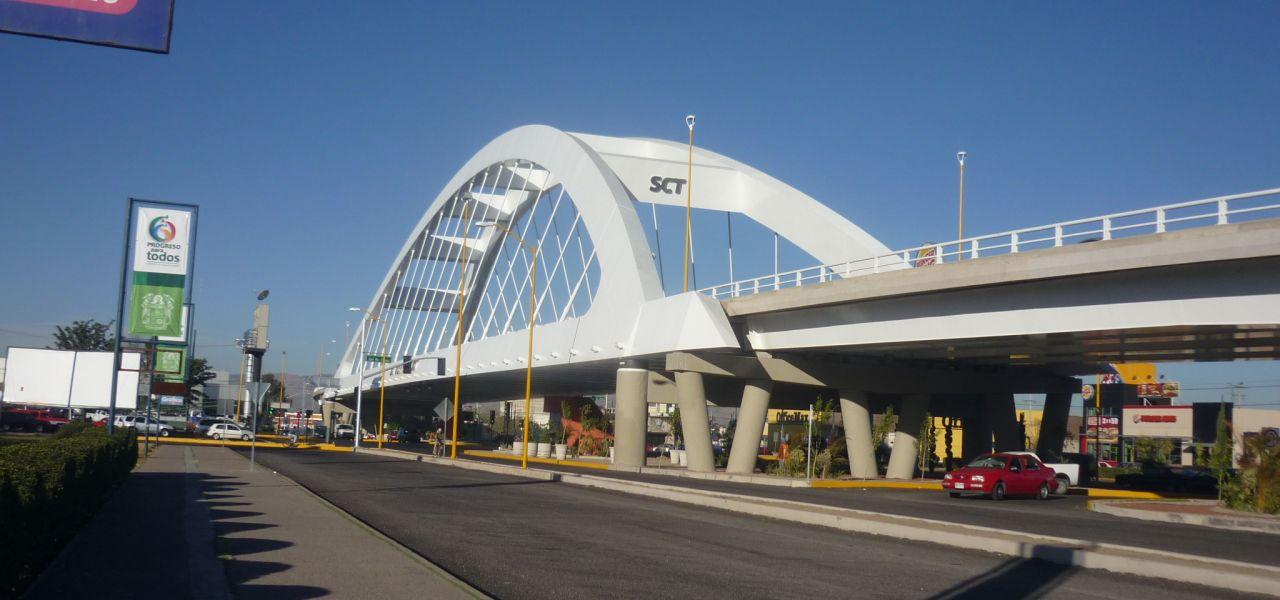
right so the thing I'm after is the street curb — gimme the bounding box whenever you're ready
[357,446,1280,597]
[1090,500,1280,535]
[464,449,610,470]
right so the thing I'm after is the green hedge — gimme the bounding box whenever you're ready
[0,426,137,598]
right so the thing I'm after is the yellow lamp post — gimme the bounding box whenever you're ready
[478,220,539,469]
[451,203,474,459]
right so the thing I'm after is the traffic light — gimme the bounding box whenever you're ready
[305,409,313,419]
[403,355,413,375]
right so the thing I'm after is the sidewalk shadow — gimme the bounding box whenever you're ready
[203,475,330,600]
[928,557,1074,599]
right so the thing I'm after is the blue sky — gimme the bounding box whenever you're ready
[1,2,1278,407]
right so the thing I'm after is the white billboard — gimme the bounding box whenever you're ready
[4,348,140,410]
[1122,405,1193,438]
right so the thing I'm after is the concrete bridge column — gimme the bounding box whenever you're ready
[989,393,1024,452]
[613,361,648,469]
[839,389,878,479]
[885,394,929,480]
[961,397,992,461]
[675,371,716,473]
[1036,392,1072,457]
[727,380,772,474]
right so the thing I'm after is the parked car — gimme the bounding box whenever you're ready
[334,424,355,440]
[943,453,1058,500]
[1,409,69,433]
[1007,451,1076,494]
[131,417,173,437]
[1115,465,1218,493]
[84,409,110,423]
[0,410,38,432]
[207,423,254,441]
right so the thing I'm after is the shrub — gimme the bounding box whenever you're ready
[0,426,137,597]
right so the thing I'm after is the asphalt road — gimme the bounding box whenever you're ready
[243,449,1258,600]
[449,454,1280,567]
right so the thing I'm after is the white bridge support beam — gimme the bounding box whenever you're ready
[885,394,929,480]
[989,393,1024,452]
[614,363,649,469]
[1036,392,1073,457]
[675,372,717,473]
[840,389,878,479]
[727,380,772,475]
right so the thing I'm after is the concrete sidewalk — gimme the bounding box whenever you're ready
[1091,499,1280,534]
[23,445,484,599]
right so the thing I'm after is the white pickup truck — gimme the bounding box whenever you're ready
[1008,451,1078,494]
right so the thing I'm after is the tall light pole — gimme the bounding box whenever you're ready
[956,150,967,244]
[348,307,386,449]
[451,202,474,459]
[478,221,539,469]
[683,114,696,292]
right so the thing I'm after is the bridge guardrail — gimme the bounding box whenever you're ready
[700,187,1280,300]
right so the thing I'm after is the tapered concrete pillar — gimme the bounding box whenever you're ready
[840,389,878,479]
[961,397,992,461]
[613,362,648,469]
[675,371,716,473]
[989,393,1024,452]
[1036,393,1072,457]
[885,394,929,480]
[727,380,772,474]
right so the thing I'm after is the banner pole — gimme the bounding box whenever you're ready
[107,199,136,435]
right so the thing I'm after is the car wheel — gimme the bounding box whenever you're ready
[160,429,170,437]
[0,423,9,432]
[1054,476,1070,495]
[241,434,250,441]
[212,434,221,440]
[1038,482,1050,500]
[949,492,961,498]
[991,482,1006,501]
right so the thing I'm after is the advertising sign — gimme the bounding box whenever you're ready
[0,0,175,53]
[1136,382,1180,398]
[1122,405,1193,439]
[4,347,139,409]
[153,345,184,382]
[128,207,192,338]
[1085,414,1120,444]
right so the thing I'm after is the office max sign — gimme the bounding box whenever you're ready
[127,205,194,338]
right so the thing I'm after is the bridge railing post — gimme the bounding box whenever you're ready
[1010,232,1019,253]
[969,239,979,259]
[1156,208,1166,233]
[1054,225,1063,247]
[1102,217,1112,240]
[1218,199,1229,224]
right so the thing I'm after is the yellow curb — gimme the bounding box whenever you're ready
[810,479,943,490]
[464,449,610,470]
[156,436,353,452]
[1078,488,1186,500]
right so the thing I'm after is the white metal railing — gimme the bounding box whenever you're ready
[698,187,1280,300]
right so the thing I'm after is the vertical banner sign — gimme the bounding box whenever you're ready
[129,207,191,338]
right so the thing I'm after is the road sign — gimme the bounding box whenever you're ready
[365,354,391,362]
[434,399,454,421]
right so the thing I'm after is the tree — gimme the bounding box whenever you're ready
[917,413,937,478]
[51,319,114,351]
[1208,404,1234,501]
[185,357,216,412]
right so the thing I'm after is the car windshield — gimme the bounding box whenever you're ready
[965,456,1007,469]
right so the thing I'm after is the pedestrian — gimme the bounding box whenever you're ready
[435,426,445,456]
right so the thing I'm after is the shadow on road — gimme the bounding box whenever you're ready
[927,557,1074,599]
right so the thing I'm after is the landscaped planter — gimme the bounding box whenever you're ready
[554,443,568,460]
[512,441,524,456]
[678,450,689,467]
[536,442,552,458]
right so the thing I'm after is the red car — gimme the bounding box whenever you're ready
[942,453,1057,500]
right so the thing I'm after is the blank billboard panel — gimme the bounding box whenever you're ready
[3,348,139,410]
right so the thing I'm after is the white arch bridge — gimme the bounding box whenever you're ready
[327,124,1280,479]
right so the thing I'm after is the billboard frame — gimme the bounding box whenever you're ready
[0,0,176,54]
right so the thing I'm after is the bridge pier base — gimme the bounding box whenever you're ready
[961,397,992,461]
[675,371,716,473]
[614,363,649,469]
[885,394,929,479]
[726,380,772,474]
[990,393,1024,452]
[839,389,878,479]
[1036,392,1072,457]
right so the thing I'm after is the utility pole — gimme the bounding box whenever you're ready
[682,114,696,292]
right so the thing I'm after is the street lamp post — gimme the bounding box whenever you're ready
[683,114,696,292]
[956,150,967,251]
[451,202,474,459]
[350,307,389,449]
[478,221,539,469]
